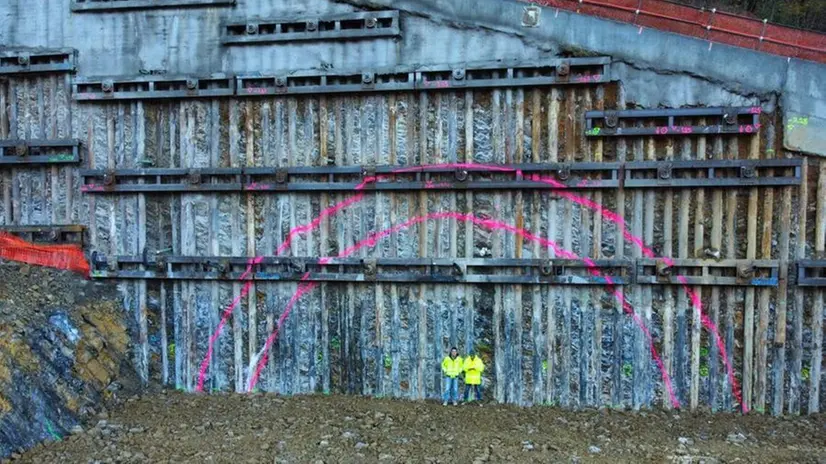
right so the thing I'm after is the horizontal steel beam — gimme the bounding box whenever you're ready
[0,139,82,165]
[623,158,802,188]
[223,11,400,45]
[795,260,826,287]
[73,75,235,101]
[635,258,779,286]
[71,0,235,12]
[78,158,803,194]
[72,58,611,101]
[89,253,781,287]
[0,224,85,245]
[78,162,621,193]
[584,106,762,137]
[0,49,77,75]
[237,57,611,97]
[90,254,633,285]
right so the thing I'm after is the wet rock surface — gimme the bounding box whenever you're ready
[0,264,139,458]
[13,393,826,463]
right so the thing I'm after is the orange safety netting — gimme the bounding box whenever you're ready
[0,232,90,276]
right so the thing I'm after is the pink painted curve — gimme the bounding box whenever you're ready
[199,161,741,411]
[246,211,680,409]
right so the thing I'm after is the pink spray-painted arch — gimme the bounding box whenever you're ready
[197,162,743,411]
[244,210,680,409]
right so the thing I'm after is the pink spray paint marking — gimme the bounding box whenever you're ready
[246,211,680,409]
[199,162,742,410]
[196,256,263,392]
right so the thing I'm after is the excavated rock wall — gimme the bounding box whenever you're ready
[0,264,138,458]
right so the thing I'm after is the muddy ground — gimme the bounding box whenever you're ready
[11,391,826,463]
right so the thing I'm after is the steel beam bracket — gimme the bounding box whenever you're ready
[557,164,571,181]
[655,260,673,283]
[275,167,289,190]
[604,110,618,129]
[453,262,466,277]
[289,258,306,274]
[218,259,232,277]
[539,260,555,276]
[187,169,202,186]
[736,263,755,285]
[90,251,107,272]
[362,165,376,189]
[362,258,377,281]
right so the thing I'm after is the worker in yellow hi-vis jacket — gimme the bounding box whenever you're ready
[463,350,484,403]
[441,347,463,405]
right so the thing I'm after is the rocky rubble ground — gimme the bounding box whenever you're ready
[0,263,140,458]
[11,392,826,463]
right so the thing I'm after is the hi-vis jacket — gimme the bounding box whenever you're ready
[441,355,464,378]
[463,356,484,385]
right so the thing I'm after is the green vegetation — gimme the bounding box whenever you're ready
[672,0,826,33]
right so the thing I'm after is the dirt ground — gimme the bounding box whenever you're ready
[10,391,826,464]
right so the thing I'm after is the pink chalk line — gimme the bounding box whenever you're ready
[197,162,742,411]
[245,211,679,409]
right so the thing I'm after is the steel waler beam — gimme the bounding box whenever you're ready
[0,139,82,165]
[235,57,611,97]
[0,225,85,246]
[222,10,400,45]
[78,162,622,193]
[623,158,802,188]
[635,258,779,286]
[584,106,763,137]
[89,254,633,285]
[73,75,235,101]
[0,49,77,75]
[794,260,826,287]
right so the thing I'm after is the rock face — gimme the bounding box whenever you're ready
[0,263,137,458]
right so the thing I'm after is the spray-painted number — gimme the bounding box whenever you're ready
[738,123,761,133]
[576,74,602,83]
[787,116,809,132]
[245,87,269,95]
[749,106,763,114]
[424,80,450,89]
[586,127,601,136]
[656,126,694,135]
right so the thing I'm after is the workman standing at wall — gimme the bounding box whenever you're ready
[463,350,484,403]
[441,347,463,405]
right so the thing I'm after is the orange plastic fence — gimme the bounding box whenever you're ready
[0,232,90,276]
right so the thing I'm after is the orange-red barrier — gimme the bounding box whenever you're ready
[0,232,90,276]
[525,0,826,64]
